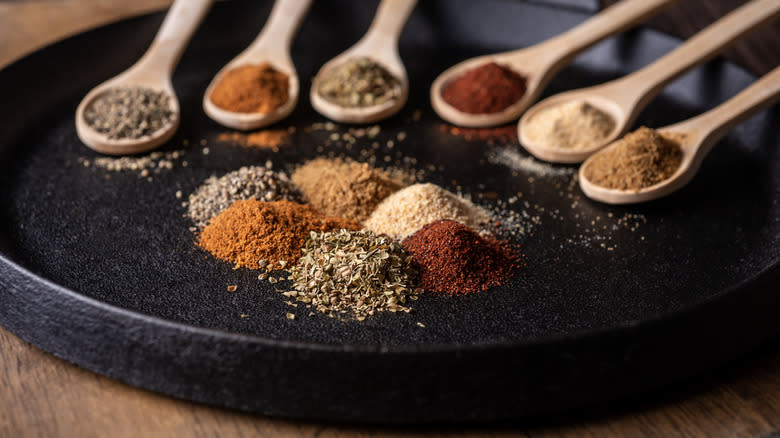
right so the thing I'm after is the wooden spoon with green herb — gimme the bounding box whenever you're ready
[579,65,780,204]
[310,0,417,124]
[76,0,212,155]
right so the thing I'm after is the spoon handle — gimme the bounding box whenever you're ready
[247,0,313,57]
[665,65,780,154]
[358,0,418,58]
[611,0,780,109]
[135,0,213,78]
[535,0,678,65]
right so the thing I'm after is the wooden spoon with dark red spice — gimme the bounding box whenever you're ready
[430,0,678,128]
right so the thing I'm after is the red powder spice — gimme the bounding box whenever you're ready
[401,219,519,295]
[441,62,527,114]
[440,123,518,144]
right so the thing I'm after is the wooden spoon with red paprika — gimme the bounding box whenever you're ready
[430,0,678,128]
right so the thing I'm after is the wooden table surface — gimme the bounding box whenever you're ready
[1,1,778,436]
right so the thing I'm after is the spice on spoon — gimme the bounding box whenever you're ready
[209,63,289,114]
[582,126,683,191]
[524,100,615,150]
[316,57,401,108]
[284,229,421,320]
[83,86,174,140]
[441,62,527,114]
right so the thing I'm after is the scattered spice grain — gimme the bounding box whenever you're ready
[217,129,290,150]
[83,86,174,140]
[402,219,518,295]
[364,183,490,239]
[292,157,404,222]
[188,165,302,228]
[441,123,518,144]
[197,199,360,270]
[316,57,401,108]
[209,63,289,114]
[582,126,683,191]
[79,149,184,176]
[284,229,421,320]
[524,100,615,150]
[441,62,527,114]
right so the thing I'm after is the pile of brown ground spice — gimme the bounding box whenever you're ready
[197,199,360,270]
[209,63,289,114]
[291,157,404,222]
[583,126,683,191]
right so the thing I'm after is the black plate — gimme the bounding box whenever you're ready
[0,0,778,423]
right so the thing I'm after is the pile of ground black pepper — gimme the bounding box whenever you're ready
[402,219,519,295]
[187,165,302,228]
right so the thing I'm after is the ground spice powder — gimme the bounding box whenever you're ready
[197,199,360,270]
[210,63,289,114]
[441,62,527,114]
[364,183,490,239]
[583,126,683,191]
[402,219,518,295]
[524,100,615,150]
[292,157,404,222]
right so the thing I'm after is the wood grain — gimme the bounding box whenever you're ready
[0,1,778,436]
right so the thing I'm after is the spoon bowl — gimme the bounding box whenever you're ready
[430,0,680,128]
[517,90,626,163]
[310,55,409,125]
[310,0,416,124]
[429,52,544,128]
[579,64,780,204]
[203,0,311,131]
[203,60,300,131]
[75,0,212,155]
[519,0,780,163]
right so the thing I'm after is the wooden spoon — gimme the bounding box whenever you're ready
[519,0,780,164]
[580,65,780,205]
[203,0,312,131]
[310,0,417,124]
[76,0,213,155]
[430,0,679,129]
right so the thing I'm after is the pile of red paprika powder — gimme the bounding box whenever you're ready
[402,219,520,295]
[441,61,527,114]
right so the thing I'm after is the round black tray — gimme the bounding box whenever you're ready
[0,0,778,423]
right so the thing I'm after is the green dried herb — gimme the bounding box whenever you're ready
[316,57,401,108]
[283,229,421,319]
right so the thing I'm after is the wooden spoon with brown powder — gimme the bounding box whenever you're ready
[519,0,780,164]
[579,65,780,204]
[203,0,312,130]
